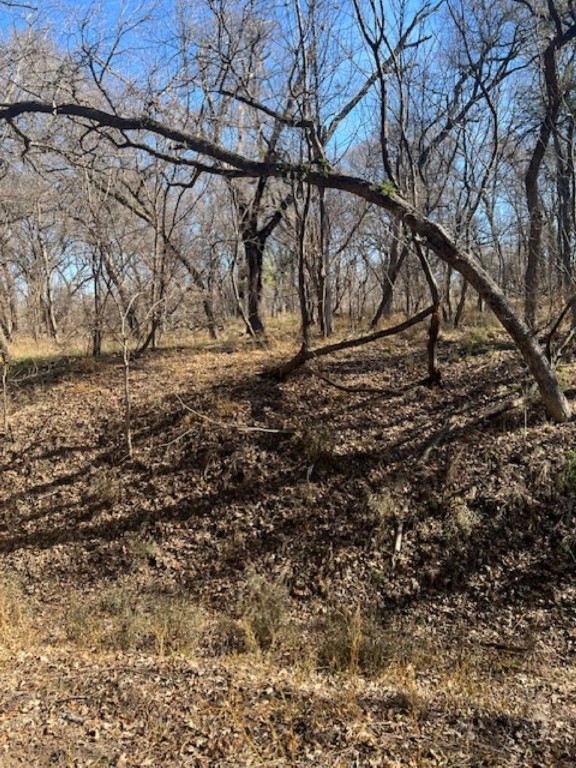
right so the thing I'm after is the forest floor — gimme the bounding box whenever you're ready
[0,321,575,767]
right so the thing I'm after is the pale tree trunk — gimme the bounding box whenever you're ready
[0,262,18,339]
[41,243,59,343]
[92,249,103,357]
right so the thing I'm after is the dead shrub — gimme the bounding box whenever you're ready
[315,606,394,676]
[88,469,121,507]
[243,570,290,651]
[0,576,30,649]
[65,586,202,655]
[205,616,249,656]
[297,424,335,465]
[446,498,481,540]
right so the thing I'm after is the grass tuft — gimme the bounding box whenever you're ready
[0,576,31,650]
[315,605,394,676]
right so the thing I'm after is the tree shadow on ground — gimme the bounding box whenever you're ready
[1,340,574,623]
[8,353,124,405]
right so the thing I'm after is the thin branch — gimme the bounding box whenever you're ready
[175,395,294,434]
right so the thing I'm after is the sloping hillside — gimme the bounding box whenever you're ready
[1,329,575,767]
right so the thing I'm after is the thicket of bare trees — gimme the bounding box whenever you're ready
[0,0,575,419]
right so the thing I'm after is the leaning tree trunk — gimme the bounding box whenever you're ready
[309,172,573,422]
[409,215,571,422]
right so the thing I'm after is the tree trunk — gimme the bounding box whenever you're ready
[297,182,313,348]
[317,187,333,337]
[454,280,468,328]
[0,263,18,339]
[370,241,408,329]
[41,244,59,342]
[523,22,576,329]
[525,173,542,331]
[244,236,265,336]
[427,304,441,386]
[202,297,219,340]
[92,251,102,357]
[554,121,576,327]
[444,266,453,322]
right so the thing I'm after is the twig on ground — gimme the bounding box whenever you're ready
[309,367,405,396]
[419,394,526,461]
[175,395,294,435]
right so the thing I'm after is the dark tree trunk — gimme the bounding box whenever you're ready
[554,121,575,327]
[454,280,468,328]
[370,243,408,328]
[297,183,313,348]
[244,236,265,336]
[317,188,333,337]
[427,304,441,386]
[524,20,576,329]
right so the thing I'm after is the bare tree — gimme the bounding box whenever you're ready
[516,0,576,329]
[0,1,573,420]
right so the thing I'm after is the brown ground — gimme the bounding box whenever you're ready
[0,326,575,767]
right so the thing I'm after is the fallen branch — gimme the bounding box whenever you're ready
[175,395,294,435]
[309,368,407,396]
[392,519,404,570]
[543,293,576,361]
[419,394,526,461]
[267,305,436,379]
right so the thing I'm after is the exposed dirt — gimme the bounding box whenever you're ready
[0,328,575,766]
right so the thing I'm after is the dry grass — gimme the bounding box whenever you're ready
[64,584,204,656]
[0,575,33,653]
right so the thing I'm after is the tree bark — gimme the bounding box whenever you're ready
[370,239,408,328]
[243,235,265,336]
[92,250,103,357]
[454,280,468,328]
[317,187,333,337]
